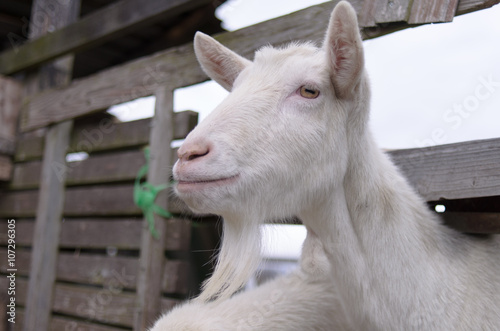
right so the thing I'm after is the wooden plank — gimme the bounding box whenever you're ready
[0,0,214,75]
[0,219,34,247]
[441,212,500,234]
[2,277,180,329]
[0,155,13,181]
[54,283,137,328]
[63,184,141,217]
[134,87,175,329]
[409,0,459,24]
[0,184,190,218]
[50,315,129,331]
[0,217,191,250]
[0,190,39,218]
[389,137,500,201]
[0,249,189,294]
[59,218,191,251]
[0,76,22,155]
[52,283,180,328]
[64,149,145,186]
[59,219,142,249]
[0,248,31,276]
[10,148,181,189]
[15,110,197,161]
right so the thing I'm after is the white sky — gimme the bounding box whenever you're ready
[108,0,500,259]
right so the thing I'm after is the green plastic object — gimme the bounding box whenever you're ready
[133,148,173,239]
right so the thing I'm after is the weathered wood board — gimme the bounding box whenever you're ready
[15,110,197,162]
[135,87,175,329]
[15,310,129,331]
[0,184,190,217]
[0,249,189,294]
[0,277,179,328]
[10,147,181,190]
[11,149,146,189]
[0,218,191,251]
[0,0,215,75]
[389,137,500,201]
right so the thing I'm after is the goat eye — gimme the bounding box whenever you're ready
[299,86,320,99]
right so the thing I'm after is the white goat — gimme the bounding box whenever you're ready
[151,1,500,330]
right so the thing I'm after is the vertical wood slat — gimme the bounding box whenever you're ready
[134,86,175,330]
[22,1,80,331]
[24,121,73,331]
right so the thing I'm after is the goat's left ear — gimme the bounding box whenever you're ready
[194,32,252,92]
[324,1,364,99]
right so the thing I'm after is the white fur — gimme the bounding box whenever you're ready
[152,1,500,330]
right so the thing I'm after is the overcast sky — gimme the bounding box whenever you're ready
[108,1,500,259]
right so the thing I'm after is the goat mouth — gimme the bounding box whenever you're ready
[176,175,239,193]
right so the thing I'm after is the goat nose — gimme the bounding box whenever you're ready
[177,140,210,162]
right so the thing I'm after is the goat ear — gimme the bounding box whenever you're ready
[324,1,364,99]
[194,32,251,91]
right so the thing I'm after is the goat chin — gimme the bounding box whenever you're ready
[197,213,263,302]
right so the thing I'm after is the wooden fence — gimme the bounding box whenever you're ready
[1,0,499,330]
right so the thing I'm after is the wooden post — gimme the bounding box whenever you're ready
[23,1,80,330]
[134,86,175,329]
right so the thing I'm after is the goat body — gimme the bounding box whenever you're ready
[151,2,500,330]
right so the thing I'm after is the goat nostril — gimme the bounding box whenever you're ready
[186,148,209,161]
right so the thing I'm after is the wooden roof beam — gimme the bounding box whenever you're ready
[0,0,215,75]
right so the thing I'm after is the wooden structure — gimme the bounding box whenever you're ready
[0,0,499,330]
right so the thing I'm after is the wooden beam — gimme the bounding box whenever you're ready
[389,137,500,201]
[0,0,215,75]
[23,1,80,330]
[134,86,175,329]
